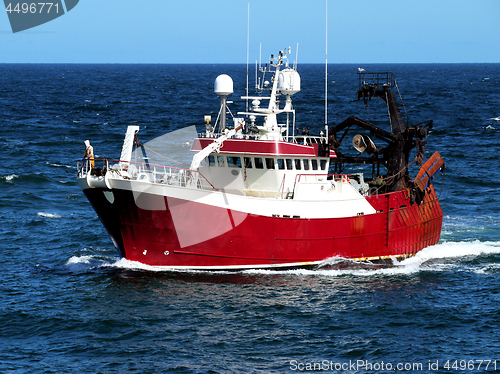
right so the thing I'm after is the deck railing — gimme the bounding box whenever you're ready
[77,158,218,191]
[197,131,328,146]
[288,173,364,198]
[358,72,396,92]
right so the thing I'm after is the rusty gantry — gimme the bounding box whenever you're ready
[328,72,443,202]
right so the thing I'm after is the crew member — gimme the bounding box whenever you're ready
[84,140,95,169]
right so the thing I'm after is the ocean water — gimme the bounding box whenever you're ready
[1,63,499,373]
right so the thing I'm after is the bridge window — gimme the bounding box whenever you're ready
[320,159,328,170]
[303,159,310,170]
[217,155,225,167]
[254,157,264,169]
[265,158,275,170]
[286,159,293,170]
[208,155,215,166]
[311,159,318,170]
[294,159,301,170]
[228,156,242,168]
[244,157,253,168]
[277,159,285,170]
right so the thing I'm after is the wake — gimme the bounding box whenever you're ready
[65,240,500,276]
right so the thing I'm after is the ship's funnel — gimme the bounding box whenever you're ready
[353,134,376,154]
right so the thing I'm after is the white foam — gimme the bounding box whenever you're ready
[65,241,500,276]
[474,263,500,275]
[411,240,500,261]
[3,174,18,181]
[47,162,74,169]
[66,255,92,272]
[65,255,110,272]
[67,255,93,264]
[105,258,194,273]
[488,116,500,121]
[244,241,500,277]
[37,212,62,219]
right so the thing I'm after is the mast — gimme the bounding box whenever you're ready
[246,3,250,113]
[324,0,328,127]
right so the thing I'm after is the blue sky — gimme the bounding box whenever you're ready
[1,0,500,63]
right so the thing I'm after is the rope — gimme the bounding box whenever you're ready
[394,78,409,126]
[364,99,371,120]
[385,91,393,130]
[134,135,188,167]
[140,143,188,166]
[371,155,419,195]
[438,168,445,200]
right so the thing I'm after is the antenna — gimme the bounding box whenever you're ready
[255,59,258,90]
[259,42,262,71]
[246,3,250,113]
[324,0,328,127]
[294,43,299,70]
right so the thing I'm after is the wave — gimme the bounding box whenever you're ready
[1,173,52,185]
[46,162,75,169]
[397,240,500,266]
[245,241,500,277]
[37,212,62,219]
[65,255,113,272]
[1,174,19,182]
[64,240,500,276]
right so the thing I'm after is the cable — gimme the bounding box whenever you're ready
[137,141,188,166]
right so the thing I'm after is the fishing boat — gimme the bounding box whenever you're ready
[77,48,444,270]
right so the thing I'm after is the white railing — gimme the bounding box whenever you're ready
[197,131,328,145]
[77,158,107,177]
[290,173,370,197]
[77,159,218,191]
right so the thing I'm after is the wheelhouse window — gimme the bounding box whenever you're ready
[303,159,310,170]
[265,158,275,170]
[320,159,328,170]
[277,159,285,170]
[255,157,264,169]
[217,155,225,167]
[228,156,242,168]
[208,155,215,166]
[286,159,293,170]
[311,159,318,170]
[294,159,301,170]
[244,157,253,168]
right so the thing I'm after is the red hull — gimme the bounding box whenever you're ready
[84,185,443,269]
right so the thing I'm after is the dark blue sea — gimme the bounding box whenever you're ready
[1,62,499,373]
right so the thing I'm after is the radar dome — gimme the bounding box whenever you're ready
[277,68,301,95]
[214,74,233,96]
